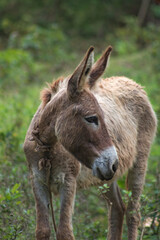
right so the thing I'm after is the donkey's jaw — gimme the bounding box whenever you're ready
[92,146,118,181]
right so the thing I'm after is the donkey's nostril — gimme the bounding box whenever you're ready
[112,160,118,173]
[112,164,117,172]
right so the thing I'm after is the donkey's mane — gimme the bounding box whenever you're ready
[40,76,65,107]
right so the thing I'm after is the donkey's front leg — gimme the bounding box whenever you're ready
[126,157,148,240]
[57,175,77,240]
[103,181,125,240]
[31,166,51,240]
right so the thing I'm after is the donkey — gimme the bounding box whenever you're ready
[24,46,157,240]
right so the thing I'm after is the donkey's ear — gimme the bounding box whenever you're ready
[67,46,94,98]
[89,46,112,88]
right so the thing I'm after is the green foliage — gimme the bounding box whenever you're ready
[8,24,70,62]
[0,85,39,239]
[0,49,35,88]
[0,180,35,240]
[121,190,132,205]
[151,4,160,18]
[107,16,160,56]
[0,0,140,40]
[72,188,108,240]
[98,183,109,194]
[0,1,160,239]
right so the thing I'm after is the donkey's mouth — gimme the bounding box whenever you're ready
[94,167,114,181]
[96,168,106,181]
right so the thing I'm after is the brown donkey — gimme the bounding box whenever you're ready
[24,46,157,240]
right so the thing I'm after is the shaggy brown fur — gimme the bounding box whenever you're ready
[24,46,157,240]
[40,77,64,108]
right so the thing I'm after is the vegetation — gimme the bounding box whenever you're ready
[0,1,160,239]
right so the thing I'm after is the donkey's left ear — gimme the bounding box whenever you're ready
[67,46,94,98]
[89,46,112,88]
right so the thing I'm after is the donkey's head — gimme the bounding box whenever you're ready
[36,46,118,181]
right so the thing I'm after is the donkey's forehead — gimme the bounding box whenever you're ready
[73,90,104,115]
[81,90,101,106]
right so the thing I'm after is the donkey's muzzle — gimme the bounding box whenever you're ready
[92,146,118,181]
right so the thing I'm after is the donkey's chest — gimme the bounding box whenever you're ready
[50,163,103,195]
[50,171,66,195]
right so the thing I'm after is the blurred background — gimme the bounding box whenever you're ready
[0,0,160,239]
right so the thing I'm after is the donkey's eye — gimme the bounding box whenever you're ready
[85,116,98,126]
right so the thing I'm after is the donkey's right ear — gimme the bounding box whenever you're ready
[67,46,94,99]
[89,46,112,88]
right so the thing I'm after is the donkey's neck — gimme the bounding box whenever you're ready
[35,89,68,148]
